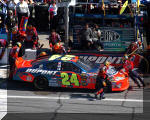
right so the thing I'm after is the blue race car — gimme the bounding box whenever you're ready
[13,55,99,90]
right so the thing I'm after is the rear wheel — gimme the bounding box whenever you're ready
[34,76,48,90]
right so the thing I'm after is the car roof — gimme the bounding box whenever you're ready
[48,55,78,62]
[31,55,78,65]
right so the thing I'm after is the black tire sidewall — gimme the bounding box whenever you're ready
[34,76,48,90]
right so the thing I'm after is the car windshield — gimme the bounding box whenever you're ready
[76,59,94,71]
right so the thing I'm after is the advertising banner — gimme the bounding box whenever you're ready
[100,27,135,50]
[73,26,135,51]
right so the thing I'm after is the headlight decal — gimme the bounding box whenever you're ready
[115,77,125,81]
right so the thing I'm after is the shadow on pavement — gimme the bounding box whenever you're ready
[6,80,95,93]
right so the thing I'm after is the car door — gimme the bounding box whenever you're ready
[45,61,61,87]
[59,61,82,88]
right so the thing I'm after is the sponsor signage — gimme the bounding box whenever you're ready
[100,28,135,50]
[74,14,132,19]
[73,26,135,51]
[100,30,120,42]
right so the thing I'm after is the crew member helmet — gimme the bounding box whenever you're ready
[124,54,128,59]
[16,42,22,48]
[54,43,61,51]
[39,52,47,57]
[105,61,110,66]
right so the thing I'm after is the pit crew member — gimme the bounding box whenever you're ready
[25,24,39,49]
[126,40,142,54]
[9,42,22,79]
[49,29,61,51]
[123,54,145,88]
[37,52,48,59]
[94,61,112,100]
[11,27,26,46]
[53,42,67,54]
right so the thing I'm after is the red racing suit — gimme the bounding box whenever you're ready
[53,42,66,54]
[122,58,145,87]
[9,46,20,79]
[95,66,108,98]
[49,33,61,46]
[9,46,20,59]
[25,27,39,48]
[123,59,134,73]
[126,41,141,54]
[99,65,114,79]
[49,33,61,50]
[12,31,26,46]
[98,67,107,79]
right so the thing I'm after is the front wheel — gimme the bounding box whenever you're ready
[33,76,48,90]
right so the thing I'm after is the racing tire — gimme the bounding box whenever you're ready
[34,76,48,90]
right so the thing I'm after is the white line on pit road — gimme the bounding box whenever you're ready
[0,112,7,120]
[0,95,146,102]
[0,65,9,68]
[104,98,143,102]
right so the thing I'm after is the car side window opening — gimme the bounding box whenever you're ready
[33,63,44,69]
[61,62,81,73]
[46,62,58,70]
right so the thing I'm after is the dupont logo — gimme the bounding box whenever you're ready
[100,30,120,42]
[79,56,122,64]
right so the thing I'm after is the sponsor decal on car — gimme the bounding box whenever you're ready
[72,53,141,67]
[25,69,57,75]
[79,56,122,64]
[49,55,76,61]
[61,73,79,86]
